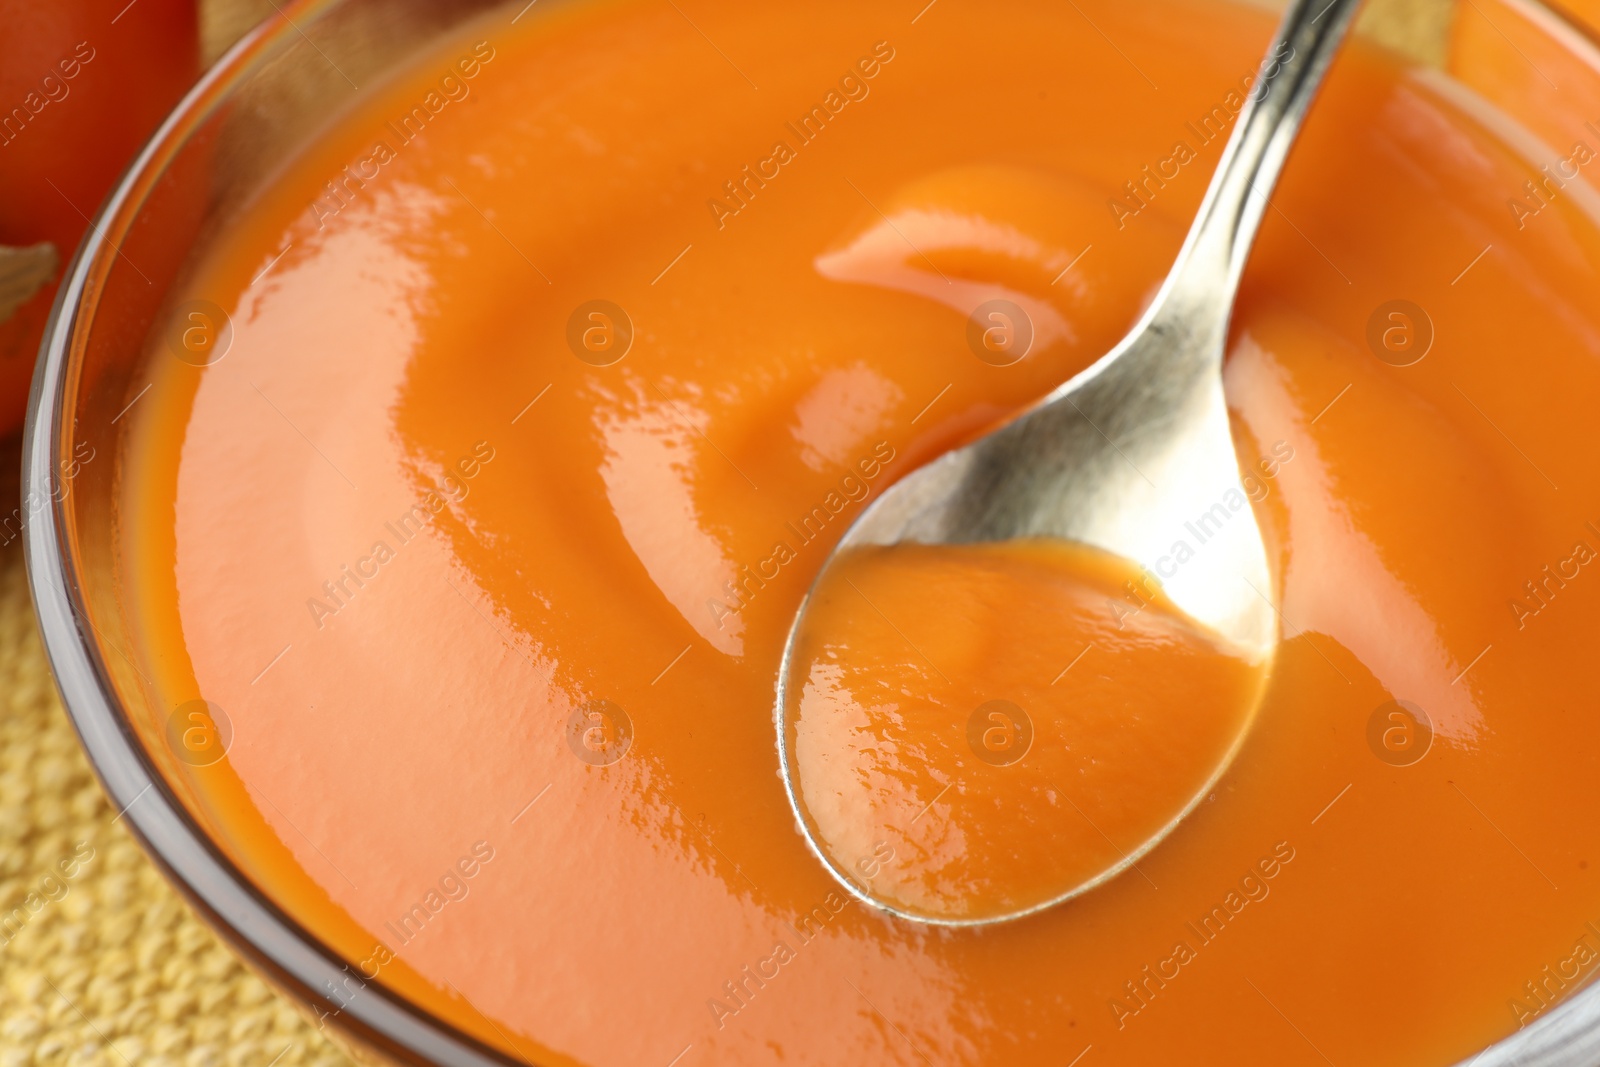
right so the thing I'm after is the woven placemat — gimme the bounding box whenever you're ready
[0,1,1451,1064]
[0,535,354,1067]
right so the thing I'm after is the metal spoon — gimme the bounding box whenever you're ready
[776,0,1362,924]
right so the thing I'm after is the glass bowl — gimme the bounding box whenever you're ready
[21,0,1600,1063]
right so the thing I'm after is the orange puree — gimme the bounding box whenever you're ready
[114,0,1600,1063]
[785,540,1265,923]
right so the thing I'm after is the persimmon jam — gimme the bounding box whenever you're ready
[784,538,1268,923]
[117,0,1600,1063]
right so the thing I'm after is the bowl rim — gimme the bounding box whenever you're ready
[20,0,1600,1064]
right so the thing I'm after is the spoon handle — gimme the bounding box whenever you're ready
[1162,0,1363,326]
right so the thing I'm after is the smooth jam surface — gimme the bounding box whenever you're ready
[785,539,1265,923]
[119,0,1600,1063]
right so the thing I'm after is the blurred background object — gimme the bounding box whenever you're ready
[0,0,199,441]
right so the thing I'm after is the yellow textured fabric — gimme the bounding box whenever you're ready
[0,540,354,1067]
